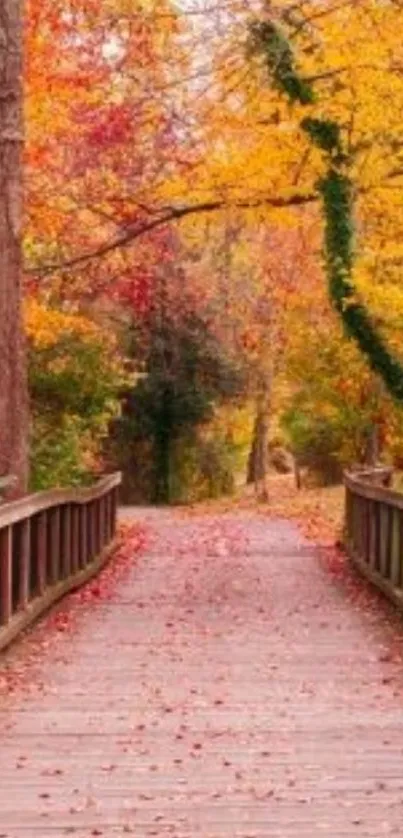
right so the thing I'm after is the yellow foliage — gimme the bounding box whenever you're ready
[24,299,108,350]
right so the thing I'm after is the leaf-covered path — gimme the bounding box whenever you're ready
[1,509,403,836]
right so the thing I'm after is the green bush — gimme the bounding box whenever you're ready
[27,303,129,490]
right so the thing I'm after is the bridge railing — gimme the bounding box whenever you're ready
[0,472,121,650]
[344,466,403,610]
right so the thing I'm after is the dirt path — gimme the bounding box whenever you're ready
[0,509,402,836]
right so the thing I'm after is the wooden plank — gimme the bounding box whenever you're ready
[1,512,403,836]
[0,526,12,625]
[0,535,119,652]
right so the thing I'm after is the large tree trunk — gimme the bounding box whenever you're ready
[0,1,28,495]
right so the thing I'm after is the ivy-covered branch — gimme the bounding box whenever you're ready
[251,20,403,401]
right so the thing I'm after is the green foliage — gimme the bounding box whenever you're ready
[250,21,315,105]
[319,169,354,273]
[301,117,344,158]
[29,334,123,420]
[30,414,95,491]
[169,435,236,504]
[320,168,403,401]
[28,315,128,490]
[282,406,345,485]
[115,306,245,503]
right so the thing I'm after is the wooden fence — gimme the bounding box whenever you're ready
[344,467,403,610]
[0,472,121,651]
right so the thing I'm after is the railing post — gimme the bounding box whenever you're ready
[99,496,105,551]
[19,518,31,609]
[71,506,80,574]
[49,507,60,584]
[37,512,47,596]
[61,505,72,578]
[111,487,118,537]
[0,526,12,625]
[90,501,97,561]
[369,500,378,570]
[94,500,100,556]
[105,493,111,541]
[390,508,401,586]
[80,505,88,568]
[379,504,390,578]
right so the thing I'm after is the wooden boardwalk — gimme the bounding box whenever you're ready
[0,509,403,836]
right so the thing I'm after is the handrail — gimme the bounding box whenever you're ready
[344,466,403,611]
[0,472,121,528]
[0,472,121,651]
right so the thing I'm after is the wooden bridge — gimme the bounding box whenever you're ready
[0,471,403,836]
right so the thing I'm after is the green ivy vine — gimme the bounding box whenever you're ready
[251,20,403,400]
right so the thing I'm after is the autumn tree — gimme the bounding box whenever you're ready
[249,3,403,401]
[114,247,244,504]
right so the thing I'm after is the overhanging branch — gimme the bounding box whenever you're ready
[28,193,316,275]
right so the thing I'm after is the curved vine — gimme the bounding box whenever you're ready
[251,20,403,400]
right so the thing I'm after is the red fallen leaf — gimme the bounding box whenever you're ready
[379,651,393,663]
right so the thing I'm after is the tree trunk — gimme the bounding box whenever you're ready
[363,423,379,467]
[0,1,28,496]
[247,377,271,502]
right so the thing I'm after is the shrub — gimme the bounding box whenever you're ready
[26,300,129,490]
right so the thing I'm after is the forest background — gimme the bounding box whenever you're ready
[8,0,403,504]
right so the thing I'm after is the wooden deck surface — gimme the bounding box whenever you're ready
[0,509,403,836]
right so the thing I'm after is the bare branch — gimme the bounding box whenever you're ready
[29,193,317,275]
